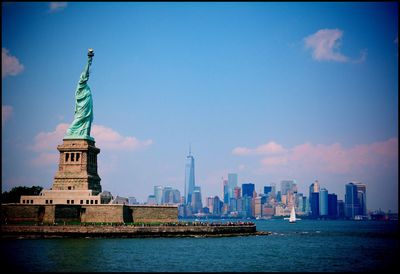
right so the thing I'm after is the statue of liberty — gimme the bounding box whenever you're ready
[65,49,95,141]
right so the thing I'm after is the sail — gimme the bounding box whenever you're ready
[289,206,296,222]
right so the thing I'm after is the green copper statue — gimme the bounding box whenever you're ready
[65,49,95,141]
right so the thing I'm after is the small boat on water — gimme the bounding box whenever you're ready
[284,206,301,223]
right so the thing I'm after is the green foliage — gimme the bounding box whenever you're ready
[1,186,43,203]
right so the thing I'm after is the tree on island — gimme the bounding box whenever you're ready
[1,186,43,203]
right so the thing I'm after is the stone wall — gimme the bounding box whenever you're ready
[1,224,258,238]
[130,205,178,223]
[1,204,42,223]
[80,205,126,223]
[1,204,178,224]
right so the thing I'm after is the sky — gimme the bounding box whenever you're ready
[2,2,398,212]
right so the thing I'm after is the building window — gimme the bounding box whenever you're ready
[95,200,98,204]
[76,153,80,162]
[71,153,75,162]
[22,200,25,204]
[90,200,93,204]
[71,200,74,204]
[68,186,72,190]
[50,200,53,204]
[65,153,69,162]
[45,200,48,204]
[86,200,89,204]
[80,200,83,204]
[31,200,34,204]
[67,200,70,204]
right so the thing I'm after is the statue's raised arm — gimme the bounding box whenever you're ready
[65,49,95,141]
[79,49,94,85]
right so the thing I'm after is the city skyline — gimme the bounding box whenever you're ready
[2,2,398,212]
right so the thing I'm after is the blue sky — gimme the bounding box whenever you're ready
[2,2,398,212]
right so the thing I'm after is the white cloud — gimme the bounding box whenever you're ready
[232,141,286,156]
[233,138,398,176]
[2,105,13,127]
[92,125,153,151]
[31,123,68,152]
[30,123,153,166]
[304,29,349,62]
[49,2,68,12]
[2,48,24,78]
[31,123,153,152]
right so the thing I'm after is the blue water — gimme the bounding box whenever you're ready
[1,220,398,272]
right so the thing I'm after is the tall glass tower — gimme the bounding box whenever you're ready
[319,188,328,216]
[184,147,195,204]
[345,182,360,219]
[227,173,238,201]
[355,182,367,216]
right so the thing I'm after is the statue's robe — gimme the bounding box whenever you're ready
[65,59,93,139]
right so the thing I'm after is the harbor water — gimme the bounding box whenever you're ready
[1,219,398,272]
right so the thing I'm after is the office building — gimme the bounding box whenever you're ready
[355,182,367,216]
[276,191,281,202]
[242,183,255,198]
[303,196,309,214]
[147,195,156,205]
[223,178,229,204]
[328,193,338,218]
[296,193,304,213]
[345,182,360,219]
[154,185,163,205]
[184,148,195,204]
[233,186,241,199]
[264,186,272,196]
[206,197,214,213]
[212,196,223,215]
[254,196,262,218]
[337,199,345,219]
[310,192,319,218]
[270,183,276,197]
[192,186,203,213]
[229,197,237,212]
[281,180,297,195]
[309,180,320,217]
[228,173,238,201]
[319,188,328,217]
[243,196,253,217]
[128,197,138,205]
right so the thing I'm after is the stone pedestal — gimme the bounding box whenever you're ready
[52,139,102,195]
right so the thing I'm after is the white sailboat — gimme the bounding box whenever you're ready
[284,206,301,223]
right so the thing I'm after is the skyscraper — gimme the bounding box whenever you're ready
[242,183,255,198]
[228,173,238,201]
[309,180,320,217]
[223,178,229,204]
[310,192,320,218]
[355,182,367,216]
[206,197,214,213]
[192,186,203,213]
[345,182,360,219]
[154,185,163,205]
[319,188,328,217]
[264,186,272,196]
[184,148,195,204]
[281,180,297,195]
[212,196,222,215]
[328,193,338,218]
[337,200,345,219]
[233,186,241,199]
